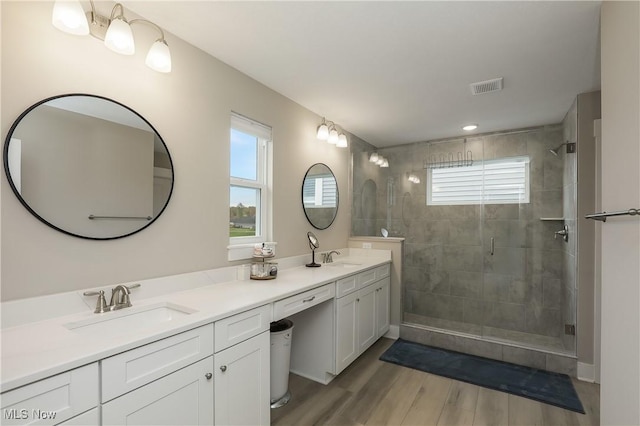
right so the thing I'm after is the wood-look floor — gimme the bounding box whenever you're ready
[272,338,600,426]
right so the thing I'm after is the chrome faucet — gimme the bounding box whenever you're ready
[110,285,132,310]
[322,250,341,263]
[85,283,140,313]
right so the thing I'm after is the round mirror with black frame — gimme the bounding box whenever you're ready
[3,94,174,240]
[301,163,338,230]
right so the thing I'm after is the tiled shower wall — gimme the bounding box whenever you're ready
[351,137,383,237]
[352,126,575,353]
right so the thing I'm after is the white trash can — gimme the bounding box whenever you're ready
[270,319,294,408]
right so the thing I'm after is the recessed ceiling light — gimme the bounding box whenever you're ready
[462,124,478,131]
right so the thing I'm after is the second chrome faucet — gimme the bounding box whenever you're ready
[321,250,341,263]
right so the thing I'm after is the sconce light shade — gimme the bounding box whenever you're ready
[381,159,389,167]
[328,128,339,144]
[316,123,329,140]
[337,133,348,148]
[369,152,379,163]
[146,39,172,73]
[52,0,89,35]
[104,18,135,55]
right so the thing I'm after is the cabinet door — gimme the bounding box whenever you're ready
[215,331,269,426]
[335,292,358,374]
[101,357,214,426]
[375,277,391,338]
[357,284,377,354]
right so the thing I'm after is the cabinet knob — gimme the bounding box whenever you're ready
[205,373,212,380]
[220,365,227,372]
[356,298,360,302]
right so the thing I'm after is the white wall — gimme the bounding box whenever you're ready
[600,1,640,424]
[0,1,357,300]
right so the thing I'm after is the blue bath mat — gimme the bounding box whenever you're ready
[380,339,585,414]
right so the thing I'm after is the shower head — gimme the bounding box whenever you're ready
[548,142,575,156]
[548,146,562,156]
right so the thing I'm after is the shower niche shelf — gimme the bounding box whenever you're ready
[539,217,565,221]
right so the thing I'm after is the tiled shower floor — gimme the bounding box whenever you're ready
[404,313,574,355]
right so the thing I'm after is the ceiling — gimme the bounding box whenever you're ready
[123,1,602,148]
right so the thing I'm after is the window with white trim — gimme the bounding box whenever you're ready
[427,156,530,206]
[229,113,272,251]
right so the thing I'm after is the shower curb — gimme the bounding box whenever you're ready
[400,323,578,377]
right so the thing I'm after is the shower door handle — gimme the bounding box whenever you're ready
[490,237,494,256]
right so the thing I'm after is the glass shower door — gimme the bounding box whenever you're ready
[480,129,575,355]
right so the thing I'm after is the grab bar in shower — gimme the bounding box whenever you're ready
[88,215,152,221]
[585,208,640,222]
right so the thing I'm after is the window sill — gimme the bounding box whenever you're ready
[227,242,277,262]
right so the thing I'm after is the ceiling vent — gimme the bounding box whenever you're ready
[470,77,504,95]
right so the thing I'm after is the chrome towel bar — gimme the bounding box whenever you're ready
[585,208,639,222]
[89,215,152,220]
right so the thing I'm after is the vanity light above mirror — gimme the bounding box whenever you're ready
[316,118,348,148]
[52,0,172,73]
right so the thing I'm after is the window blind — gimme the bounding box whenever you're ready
[427,156,530,205]
[303,175,337,208]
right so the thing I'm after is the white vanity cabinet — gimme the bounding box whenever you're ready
[375,277,390,337]
[101,357,214,425]
[214,305,270,426]
[335,291,358,372]
[100,324,214,425]
[0,363,98,426]
[335,265,391,374]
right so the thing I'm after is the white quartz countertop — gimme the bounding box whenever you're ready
[0,250,390,393]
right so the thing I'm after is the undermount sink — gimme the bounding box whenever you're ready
[325,262,361,268]
[64,302,197,337]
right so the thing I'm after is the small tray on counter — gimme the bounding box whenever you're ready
[250,261,278,280]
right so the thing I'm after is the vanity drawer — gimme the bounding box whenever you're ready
[1,363,98,425]
[336,275,357,298]
[357,268,377,289]
[376,263,390,280]
[215,304,271,352]
[101,323,214,403]
[273,283,335,321]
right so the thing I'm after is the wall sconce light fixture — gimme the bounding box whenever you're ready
[52,0,172,73]
[369,152,389,168]
[407,173,420,183]
[317,118,348,148]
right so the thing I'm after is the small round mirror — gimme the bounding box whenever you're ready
[307,231,319,249]
[306,231,321,268]
[302,163,338,230]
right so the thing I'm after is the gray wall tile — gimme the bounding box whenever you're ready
[502,346,546,370]
[545,354,577,376]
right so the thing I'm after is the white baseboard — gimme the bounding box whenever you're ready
[577,362,596,382]
[384,325,400,340]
